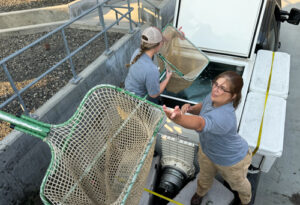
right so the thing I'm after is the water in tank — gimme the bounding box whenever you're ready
[162,62,244,105]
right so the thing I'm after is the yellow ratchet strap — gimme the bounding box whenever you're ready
[144,188,184,205]
[252,52,275,156]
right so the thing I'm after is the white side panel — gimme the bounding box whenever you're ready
[239,92,286,157]
[250,50,290,99]
[175,0,263,57]
[261,155,277,172]
[251,153,277,172]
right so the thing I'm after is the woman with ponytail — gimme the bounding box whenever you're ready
[125,26,172,101]
[163,71,252,205]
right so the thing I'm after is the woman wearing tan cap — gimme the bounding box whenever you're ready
[124,26,172,102]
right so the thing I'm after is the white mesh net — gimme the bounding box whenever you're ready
[40,85,164,205]
[158,25,209,93]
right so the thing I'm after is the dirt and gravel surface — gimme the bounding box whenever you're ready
[0,3,124,140]
[0,1,125,204]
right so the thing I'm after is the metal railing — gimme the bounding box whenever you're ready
[139,0,161,27]
[0,0,138,115]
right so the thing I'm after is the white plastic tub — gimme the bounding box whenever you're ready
[239,92,287,172]
[250,50,290,99]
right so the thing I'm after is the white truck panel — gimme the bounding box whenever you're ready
[174,0,264,57]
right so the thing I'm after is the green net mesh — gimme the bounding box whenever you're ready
[158,25,209,93]
[40,85,164,205]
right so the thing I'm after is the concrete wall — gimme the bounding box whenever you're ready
[0,27,141,205]
[69,0,177,29]
[0,5,69,29]
[68,0,98,19]
[140,0,176,29]
[159,0,177,28]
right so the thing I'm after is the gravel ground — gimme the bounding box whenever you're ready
[0,28,124,140]
[0,0,75,13]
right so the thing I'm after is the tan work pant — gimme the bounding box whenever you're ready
[197,147,252,204]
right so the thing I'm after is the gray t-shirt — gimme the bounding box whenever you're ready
[198,93,249,166]
[125,49,160,97]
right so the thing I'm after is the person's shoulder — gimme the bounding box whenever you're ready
[204,101,234,119]
[204,106,236,133]
[202,93,211,105]
[133,48,140,55]
[145,65,160,78]
[213,104,236,124]
[142,59,158,71]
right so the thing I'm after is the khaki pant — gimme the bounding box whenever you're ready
[197,147,252,204]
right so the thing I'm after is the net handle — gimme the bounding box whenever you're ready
[0,80,166,139]
[157,53,184,77]
[0,110,50,139]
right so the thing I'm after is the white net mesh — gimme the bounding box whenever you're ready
[40,85,164,205]
[158,25,209,93]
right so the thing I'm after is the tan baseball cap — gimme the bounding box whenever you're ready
[141,26,165,44]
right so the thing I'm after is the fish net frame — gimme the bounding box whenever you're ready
[0,85,165,205]
[40,85,165,205]
[158,24,210,93]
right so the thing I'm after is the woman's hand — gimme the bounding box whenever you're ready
[165,68,172,80]
[178,26,185,40]
[181,103,191,114]
[163,105,205,131]
[163,105,182,120]
[163,26,185,42]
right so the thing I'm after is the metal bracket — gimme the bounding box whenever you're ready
[105,49,113,56]
[70,76,82,84]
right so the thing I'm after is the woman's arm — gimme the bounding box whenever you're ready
[181,103,203,115]
[163,105,205,131]
[149,69,172,98]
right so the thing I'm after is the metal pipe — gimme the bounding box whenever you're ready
[115,10,119,25]
[0,9,133,109]
[0,11,133,109]
[61,28,79,83]
[0,110,50,137]
[143,0,158,9]
[20,114,51,128]
[0,1,135,110]
[143,0,160,27]
[127,0,133,32]
[0,0,136,65]
[109,7,138,26]
[137,0,141,24]
[97,2,110,54]
[0,1,109,65]
[1,63,29,114]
